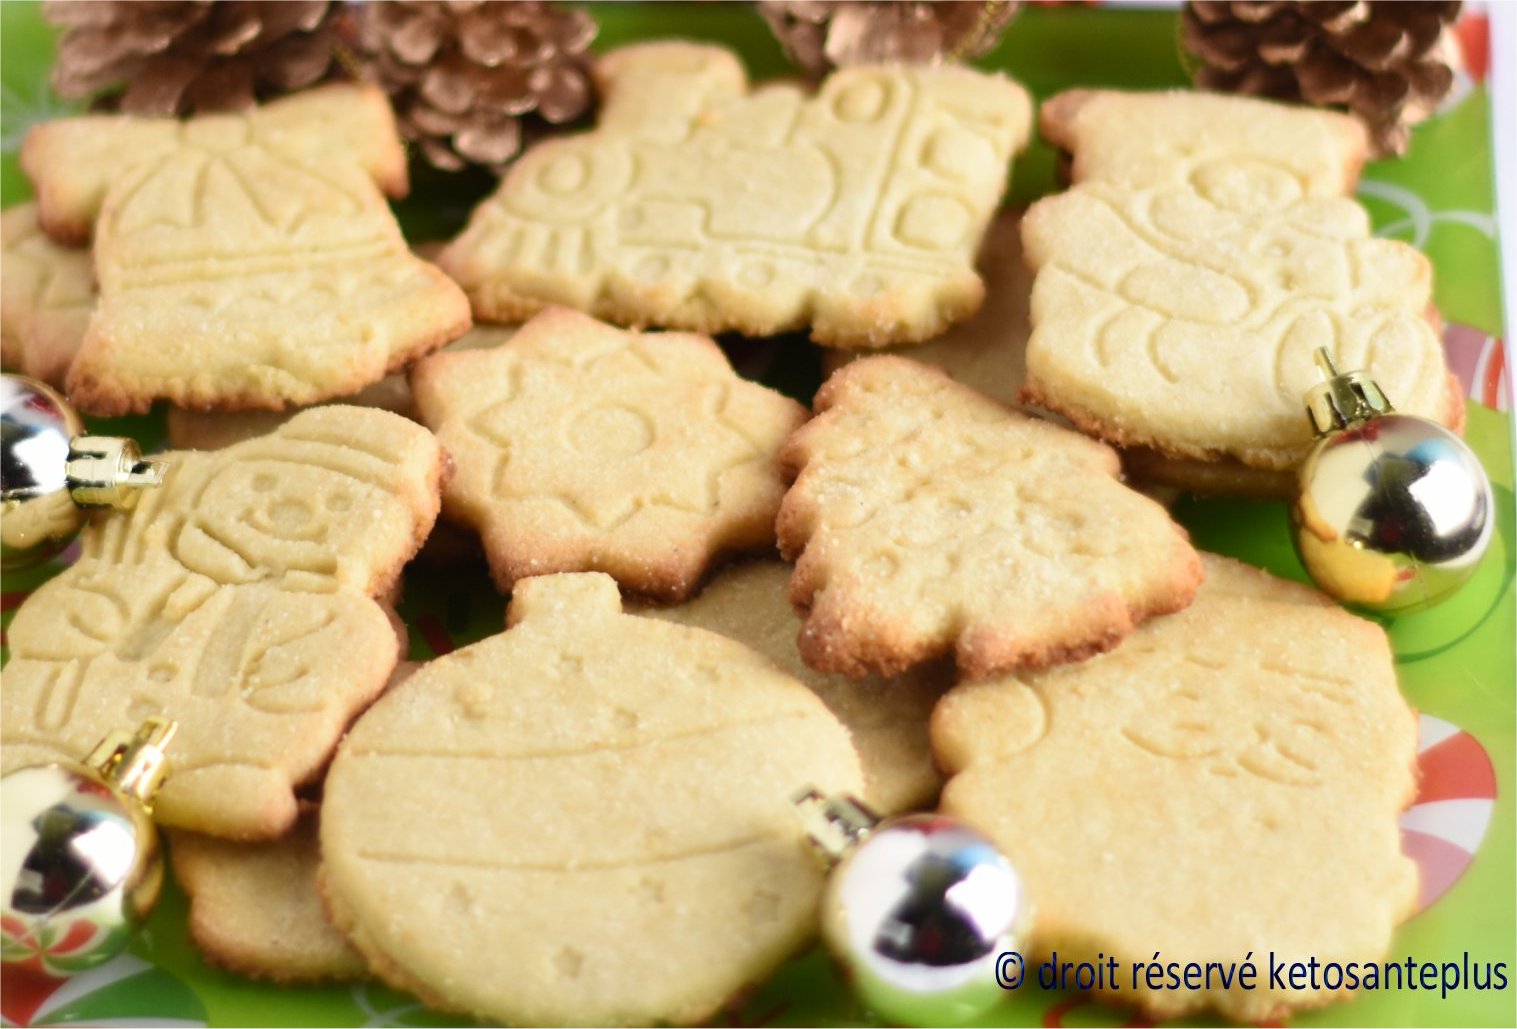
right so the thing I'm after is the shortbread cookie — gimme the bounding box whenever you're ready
[413,307,807,600]
[440,42,1032,347]
[823,208,1032,407]
[1021,90,1457,472]
[632,560,944,813]
[1,203,93,386]
[1,407,443,839]
[20,84,471,415]
[166,324,518,451]
[778,357,1202,680]
[321,572,862,1026]
[933,554,1418,1022]
[170,804,367,982]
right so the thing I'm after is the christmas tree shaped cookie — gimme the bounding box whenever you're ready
[1,407,443,839]
[933,555,1418,1022]
[778,356,1202,680]
[320,572,862,1025]
[1021,90,1459,480]
[20,84,471,415]
[412,307,807,600]
[440,41,1032,346]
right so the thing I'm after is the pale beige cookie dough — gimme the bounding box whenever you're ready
[933,554,1419,1023]
[440,42,1032,347]
[412,306,807,601]
[170,804,367,982]
[1,203,93,386]
[632,560,945,814]
[20,84,471,415]
[778,356,1202,680]
[320,572,863,1026]
[1,407,443,839]
[1021,90,1458,473]
[165,324,517,451]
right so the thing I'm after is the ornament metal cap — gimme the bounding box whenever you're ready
[1303,347,1393,436]
[792,786,880,864]
[84,717,178,809]
[66,436,165,508]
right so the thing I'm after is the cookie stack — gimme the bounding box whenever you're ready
[2,32,1446,1027]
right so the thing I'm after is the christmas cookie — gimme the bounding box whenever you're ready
[778,356,1202,680]
[439,42,1032,347]
[320,572,863,1026]
[933,554,1419,1022]
[631,560,945,813]
[165,324,517,451]
[0,407,443,839]
[1,203,94,387]
[20,84,471,415]
[412,306,807,600]
[823,208,1032,407]
[170,804,367,982]
[1021,89,1460,477]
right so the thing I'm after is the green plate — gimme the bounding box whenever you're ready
[2,3,1513,1026]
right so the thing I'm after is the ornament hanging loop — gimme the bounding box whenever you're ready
[85,717,178,809]
[1304,347,1393,435]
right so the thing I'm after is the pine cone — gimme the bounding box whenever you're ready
[760,1,1019,78]
[1182,1,1463,157]
[351,1,597,175]
[46,0,341,116]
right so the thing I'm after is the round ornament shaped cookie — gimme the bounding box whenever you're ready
[320,572,863,1026]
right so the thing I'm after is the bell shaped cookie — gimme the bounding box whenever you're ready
[933,555,1419,1022]
[320,572,862,1026]
[1,407,443,839]
[412,307,807,600]
[1021,90,1458,476]
[778,356,1202,680]
[20,84,470,414]
[440,42,1031,347]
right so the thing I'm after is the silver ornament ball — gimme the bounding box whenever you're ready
[801,792,1029,1026]
[2,374,165,571]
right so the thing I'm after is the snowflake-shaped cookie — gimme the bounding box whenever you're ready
[1,203,93,386]
[933,555,1418,1022]
[778,356,1202,679]
[412,307,807,600]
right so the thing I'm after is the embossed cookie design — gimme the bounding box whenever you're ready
[20,84,471,415]
[632,560,946,813]
[320,572,862,1026]
[1,407,443,839]
[1,203,94,387]
[1021,90,1458,476]
[440,42,1032,347]
[778,356,1202,680]
[933,555,1419,1022]
[412,307,807,600]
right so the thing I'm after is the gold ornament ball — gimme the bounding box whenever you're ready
[1292,412,1493,614]
[1,721,176,976]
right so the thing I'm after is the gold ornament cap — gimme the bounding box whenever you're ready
[1304,348,1394,437]
[67,435,165,509]
[85,717,178,809]
[792,786,881,864]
